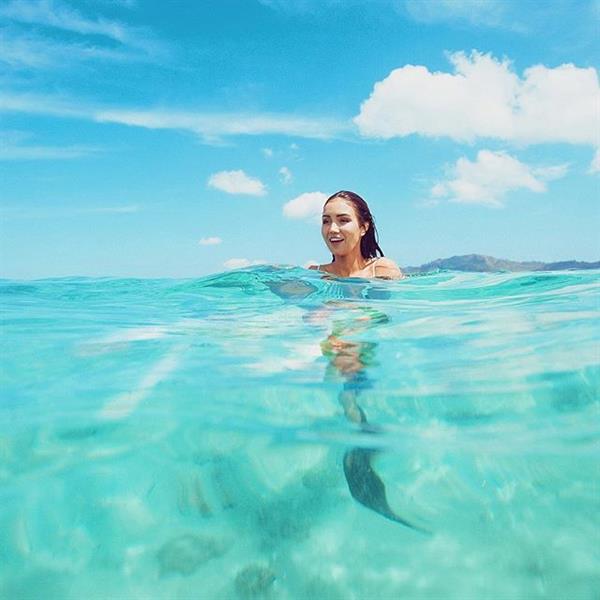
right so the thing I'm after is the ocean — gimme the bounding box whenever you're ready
[1,267,598,599]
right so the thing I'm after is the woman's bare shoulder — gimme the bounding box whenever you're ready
[308,264,319,270]
[374,257,404,280]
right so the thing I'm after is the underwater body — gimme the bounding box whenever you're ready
[1,267,599,599]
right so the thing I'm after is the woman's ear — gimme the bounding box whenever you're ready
[361,222,369,237]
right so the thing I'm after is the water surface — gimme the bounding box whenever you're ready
[1,268,598,599]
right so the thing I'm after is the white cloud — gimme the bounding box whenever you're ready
[208,170,267,196]
[532,164,570,181]
[355,51,600,146]
[1,0,131,45]
[430,150,569,207]
[96,109,347,141]
[283,191,328,220]
[0,0,163,66]
[223,258,267,270]
[198,236,222,246]
[279,166,293,184]
[0,92,349,142]
[590,149,600,174]
[0,28,149,69]
[262,147,274,158]
[0,30,57,68]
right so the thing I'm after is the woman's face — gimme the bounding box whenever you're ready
[321,198,368,258]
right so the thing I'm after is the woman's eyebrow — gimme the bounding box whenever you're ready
[322,213,352,218]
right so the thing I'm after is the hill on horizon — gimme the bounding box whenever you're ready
[403,254,600,273]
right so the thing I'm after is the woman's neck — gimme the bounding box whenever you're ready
[330,253,370,277]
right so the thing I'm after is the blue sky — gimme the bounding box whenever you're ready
[0,0,598,278]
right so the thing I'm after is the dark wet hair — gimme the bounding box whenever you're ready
[324,190,384,261]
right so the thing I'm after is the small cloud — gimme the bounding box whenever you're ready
[290,143,299,151]
[208,170,267,196]
[283,191,327,220]
[532,164,570,181]
[430,183,447,198]
[279,166,293,184]
[262,147,274,158]
[418,197,441,208]
[429,150,568,208]
[223,258,267,270]
[198,236,222,246]
[589,149,600,174]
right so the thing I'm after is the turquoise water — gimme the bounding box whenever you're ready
[1,267,599,599]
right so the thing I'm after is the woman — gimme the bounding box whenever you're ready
[310,190,404,280]
[308,193,425,530]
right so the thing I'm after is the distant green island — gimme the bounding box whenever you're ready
[403,254,600,273]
